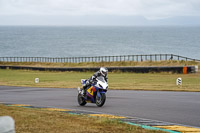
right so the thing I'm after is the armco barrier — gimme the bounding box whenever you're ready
[0,65,198,73]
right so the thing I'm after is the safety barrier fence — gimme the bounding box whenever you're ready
[0,54,199,63]
[0,66,198,73]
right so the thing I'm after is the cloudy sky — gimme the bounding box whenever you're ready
[0,0,200,25]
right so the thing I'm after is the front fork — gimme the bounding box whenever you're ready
[97,90,106,99]
[77,87,84,96]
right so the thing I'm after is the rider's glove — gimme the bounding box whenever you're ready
[89,76,96,83]
[86,80,90,85]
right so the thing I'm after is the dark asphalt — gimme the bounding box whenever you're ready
[0,86,200,127]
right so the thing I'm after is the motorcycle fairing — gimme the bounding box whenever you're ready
[86,86,97,103]
[81,79,86,85]
[87,86,96,96]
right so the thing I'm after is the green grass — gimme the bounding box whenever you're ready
[109,72,200,91]
[0,69,199,91]
[0,104,167,133]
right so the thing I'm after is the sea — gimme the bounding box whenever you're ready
[0,26,200,59]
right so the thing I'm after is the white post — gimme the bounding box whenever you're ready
[0,116,15,133]
[195,65,198,73]
[35,78,39,83]
[176,78,182,86]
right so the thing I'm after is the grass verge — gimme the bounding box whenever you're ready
[0,104,166,133]
[0,69,199,91]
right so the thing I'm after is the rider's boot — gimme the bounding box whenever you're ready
[82,80,90,97]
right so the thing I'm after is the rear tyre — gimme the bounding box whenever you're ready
[78,93,87,106]
[96,93,106,107]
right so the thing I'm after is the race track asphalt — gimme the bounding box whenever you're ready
[0,86,200,127]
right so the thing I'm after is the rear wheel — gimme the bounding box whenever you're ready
[96,92,106,107]
[78,93,87,106]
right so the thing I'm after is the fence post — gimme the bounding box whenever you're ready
[170,54,173,60]
[155,54,157,61]
[160,54,162,61]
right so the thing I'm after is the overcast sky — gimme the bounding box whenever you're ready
[0,0,200,26]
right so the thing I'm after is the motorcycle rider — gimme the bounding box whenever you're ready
[82,67,108,96]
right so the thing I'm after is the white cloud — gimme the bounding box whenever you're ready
[0,0,200,19]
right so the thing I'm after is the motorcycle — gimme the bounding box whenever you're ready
[77,76,108,107]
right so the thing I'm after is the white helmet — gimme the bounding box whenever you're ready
[100,67,108,76]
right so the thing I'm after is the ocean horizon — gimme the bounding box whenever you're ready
[0,26,199,60]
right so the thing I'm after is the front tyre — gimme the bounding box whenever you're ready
[78,93,87,106]
[96,93,106,107]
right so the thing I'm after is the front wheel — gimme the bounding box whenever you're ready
[96,92,106,107]
[78,93,87,106]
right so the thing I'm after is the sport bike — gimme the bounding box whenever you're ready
[77,76,108,107]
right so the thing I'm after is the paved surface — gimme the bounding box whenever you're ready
[0,86,200,128]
